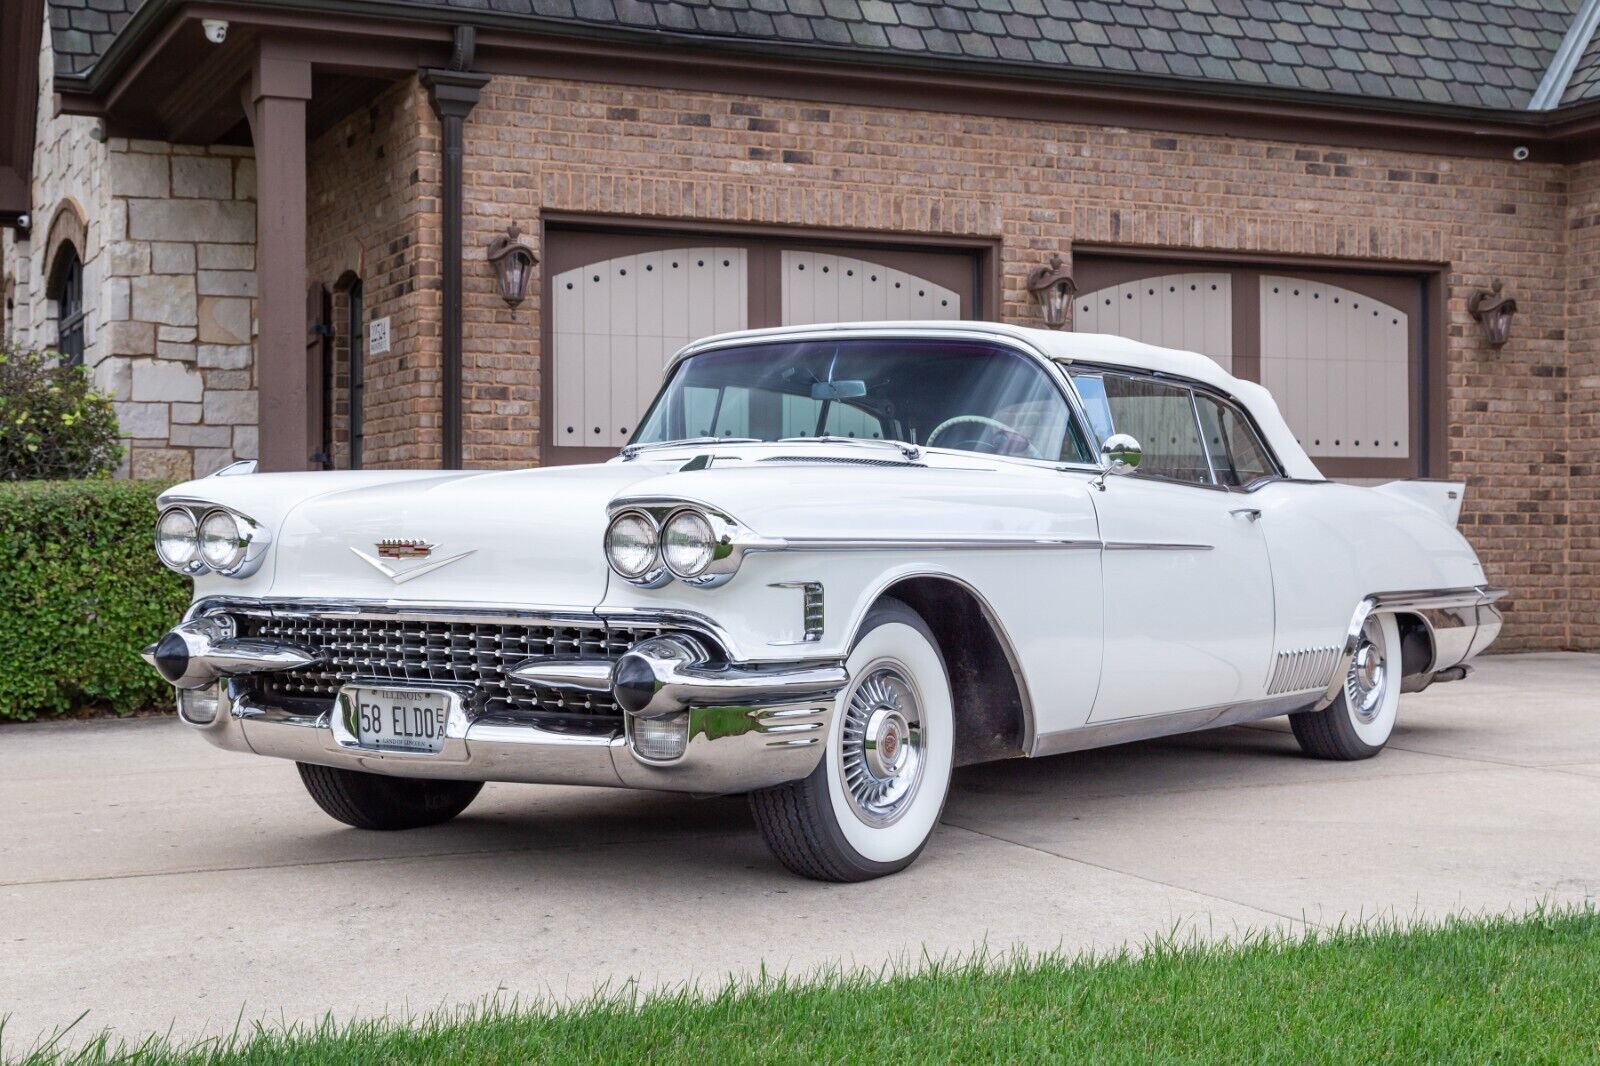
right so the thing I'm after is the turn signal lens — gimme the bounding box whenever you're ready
[632,712,689,761]
[177,682,223,725]
[605,511,660,580]
[155,508,199,571]
[198,509,248,573]
[661,510,716,578]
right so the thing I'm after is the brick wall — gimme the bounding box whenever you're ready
[1567,160,1600,650]
[307,77,440,470]
[302,73,1582,649]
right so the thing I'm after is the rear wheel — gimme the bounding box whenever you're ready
[1290,612,1401,761]
[296,762,483,830]
[749,598,954,882]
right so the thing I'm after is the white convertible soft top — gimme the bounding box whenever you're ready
[679,320,1325,481]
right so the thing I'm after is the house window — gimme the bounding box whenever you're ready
[53,246,85,366]
[348,280,364,469]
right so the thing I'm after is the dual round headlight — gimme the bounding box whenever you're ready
[605,507,731,587]
[156,505,264,577]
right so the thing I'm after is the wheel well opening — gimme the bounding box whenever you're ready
[876,578,1029,767]
[1392,611,1433,677]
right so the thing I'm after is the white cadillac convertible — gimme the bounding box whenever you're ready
[145,322,1503,881]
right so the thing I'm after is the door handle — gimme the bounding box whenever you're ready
[1230,508,1262,521]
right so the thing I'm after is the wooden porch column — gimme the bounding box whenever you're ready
[244,44,313,472]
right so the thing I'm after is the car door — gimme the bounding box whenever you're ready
[1071,371,1276,720]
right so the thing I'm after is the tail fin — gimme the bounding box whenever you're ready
[1372,480,1464,525]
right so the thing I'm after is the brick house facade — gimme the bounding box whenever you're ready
[1,0,1597,651]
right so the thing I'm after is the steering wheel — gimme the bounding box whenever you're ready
[926,415,1044,460]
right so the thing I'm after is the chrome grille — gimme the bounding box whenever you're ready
[230,611,674,720]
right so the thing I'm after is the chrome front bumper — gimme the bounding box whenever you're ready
[155,614,847,795]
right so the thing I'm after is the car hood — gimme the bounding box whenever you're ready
[182,462,676,606]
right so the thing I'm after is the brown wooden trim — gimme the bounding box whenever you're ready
[57,3,1596,162]
[0,0,43,224]
[1073,249,1446,479]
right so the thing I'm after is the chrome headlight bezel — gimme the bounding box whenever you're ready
[660,508,718,581]
[605,499,766,590]
[604,509,671,588]
[155,502,270,578]
[155,506,204,575]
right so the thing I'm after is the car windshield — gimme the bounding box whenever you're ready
[632,337,1093,463]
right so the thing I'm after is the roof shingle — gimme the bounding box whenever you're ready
[45,0,1590,113]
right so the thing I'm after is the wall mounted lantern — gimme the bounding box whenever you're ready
[487,223,537,307]
[1467,279,1516,349]
[1026,253,1076,329]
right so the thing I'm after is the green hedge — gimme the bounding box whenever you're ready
[0,480,190,720]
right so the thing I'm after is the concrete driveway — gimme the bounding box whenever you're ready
[3,652,1597,1049]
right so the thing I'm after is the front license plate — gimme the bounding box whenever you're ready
[348,687,452,754]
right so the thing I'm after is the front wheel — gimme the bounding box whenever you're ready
[749,598,954,882]
[1290,611,1401,761]
[297,762,483,830]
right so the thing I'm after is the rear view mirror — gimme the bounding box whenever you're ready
[810,380,867,401]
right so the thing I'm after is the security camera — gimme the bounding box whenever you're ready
[15,213,29,230]
[1512,145,1530,162]
[202,19,228,44]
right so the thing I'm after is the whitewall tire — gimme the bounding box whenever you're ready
[749,598,954,881]
[1290,611,1401,760]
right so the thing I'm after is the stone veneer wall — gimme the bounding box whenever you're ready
[0,19,258,480]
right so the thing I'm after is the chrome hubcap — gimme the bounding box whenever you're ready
[839,664,925,827]
[1345,618,1388,722]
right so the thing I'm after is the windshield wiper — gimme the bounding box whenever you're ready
[620,437,760,460]
[776,436,923,461]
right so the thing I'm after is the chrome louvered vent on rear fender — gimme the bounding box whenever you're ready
[1268,645,1341,696]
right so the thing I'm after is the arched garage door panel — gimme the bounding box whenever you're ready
[1260,276,1409,462]
[1074,272,1233,373]
[543,230,981,464]
[780,251,962,325]
[1071,254,1428,479]
[552,248,747,450]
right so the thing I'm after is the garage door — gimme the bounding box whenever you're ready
[1073,256,1429,480]
[543,229,978,464]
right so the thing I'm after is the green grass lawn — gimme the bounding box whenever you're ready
[11,908,1599,1065]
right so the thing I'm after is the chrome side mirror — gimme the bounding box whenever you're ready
[1092,433,1142,491]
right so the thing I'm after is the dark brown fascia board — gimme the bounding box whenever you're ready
[51,0,1600,161]
[1,0,44,226]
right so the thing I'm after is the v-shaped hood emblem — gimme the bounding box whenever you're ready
[350,545,476,584]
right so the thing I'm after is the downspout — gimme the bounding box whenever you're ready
[422,26,490,469]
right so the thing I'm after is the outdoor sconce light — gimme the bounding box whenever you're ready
[487,223,537,307]
[1468,279,1517,349]
[1026,253,1076,329]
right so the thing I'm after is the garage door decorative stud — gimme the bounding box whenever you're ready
[488,224,537,307]
[1026,253,1076,329]
[1468,279,1516,349]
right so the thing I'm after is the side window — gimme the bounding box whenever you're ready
[1073,372,1213,485]
[1195,393,1279,487]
